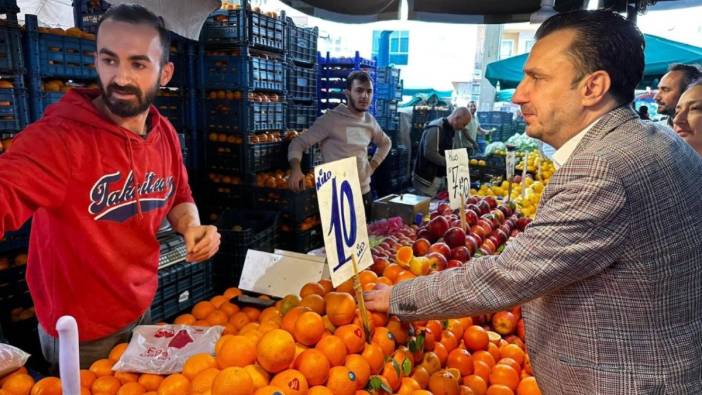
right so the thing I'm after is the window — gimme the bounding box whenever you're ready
[524,39,536,53]
[372,31,409,65]
[500,40,514,59]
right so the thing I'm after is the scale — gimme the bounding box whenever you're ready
[156,220,188,269]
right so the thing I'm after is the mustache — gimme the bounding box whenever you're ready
[107,84,141,97]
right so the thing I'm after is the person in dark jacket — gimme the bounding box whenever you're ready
[412,107,471,196]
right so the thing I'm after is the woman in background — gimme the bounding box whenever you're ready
[673,79,702,156]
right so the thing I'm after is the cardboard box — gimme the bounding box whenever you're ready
[372,194,430,224]
[371,194,397,221]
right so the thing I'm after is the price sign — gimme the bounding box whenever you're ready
[506,151,517,180]
[315,157,373,287]
[445,149,471,209]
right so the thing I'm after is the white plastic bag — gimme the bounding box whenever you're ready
[0,343,30,377]
[112,325,223,374]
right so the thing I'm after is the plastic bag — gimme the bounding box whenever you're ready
[0,343,30,377]
[112,325,223,374]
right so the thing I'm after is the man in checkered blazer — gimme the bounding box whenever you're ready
[366,10,702,394]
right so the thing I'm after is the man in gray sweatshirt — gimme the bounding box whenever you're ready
[288,71,392,217]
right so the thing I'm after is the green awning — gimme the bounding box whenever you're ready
[485,34,702,90]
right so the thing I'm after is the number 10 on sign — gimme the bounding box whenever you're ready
[315,157,373,287]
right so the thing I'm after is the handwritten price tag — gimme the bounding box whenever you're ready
[506,151,516,180]
[315,157,373,287]
[445,149,471,209]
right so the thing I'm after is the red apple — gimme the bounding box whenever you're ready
[465,209,479,226]
[446,259,463,269]
[483,196,497,209]
[513,175,522,183]
[491,209,505,224]
[430,211,441,220]
[487,235,500,248]
[466,204,480,215]
[471,224,488,239]
[510,229,520,238]
[450,246,470,263]
[371,257,389,275]
[450,219,462,229]
[517,319,526,340]
[481,238,497,255]
[412,238,431,257]
[477,200,490,215]
[428,216,450,240]
[467,196,480,205]
[478,218,494,233]
[417,228,437,243]
[428,242,451,260]
[443,227,466,249]
[491,311,518,336]
[494,228,509,246]
[437,203,451,213]
[425,252,447,271]
[516,217,532,231]
[464,234,479,255]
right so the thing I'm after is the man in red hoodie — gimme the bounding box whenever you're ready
[0,4,220,368]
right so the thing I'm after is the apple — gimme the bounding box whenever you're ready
[477,200,490,215]
[412,238,431,257]
[417,228,437,243]
[491,311,518,335]
[499,223,513,236]
[464,234,479,255]
[494,228,510,246]
[428,242,451,260]
[450,219,462,229]
[510,229,520,238]
[466,204,480,215]
[511,306,522,320]
[450,246,470,262]
[467,196,480,205]
[409,256,432,276]
[443,227,466,249]
[478,218,494,233]
[491,209,505,224]
[425,252,447,271]
[481,238,497,255]
[446,259,463,269]
[516,217,532,231]
[437,203,451,213]
[487,235,500,248]
[483,196,497,209]
[471,224,488,239]
[465,209,479,226]
[499,202,515,218]
[471,232,483,246]
[371,257,389,275]
[513,175,522,183]
[428,216,450,240]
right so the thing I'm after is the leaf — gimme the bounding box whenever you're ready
[401,358,412,376]
[497,244,506,254]
[368,376,393,393]
[391,358,401,376]
[416,331,425,352]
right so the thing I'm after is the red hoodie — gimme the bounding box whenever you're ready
[0,88,194,341]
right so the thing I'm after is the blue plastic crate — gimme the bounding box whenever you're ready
[205,99,286,132]
[376,115,399,131]
[375,67,400,85]
[0,81,28,132]
[0,22,23,74]
[286,102,317,130]
[373,99,397,118]
[37,33,96,79]
[73,0,110,34]
[286,64,316,102]
[285,17,317,66]
[375,81,402,101]
[203,54,284,92]
[204,9,284,52]
[320,52,375,69]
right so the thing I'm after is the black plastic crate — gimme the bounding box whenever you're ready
[286,102,317,130]
[205,99,286,132]
[285,17,317,66]
[207,141,285,173]
[203,54,284,92]
[155,93,186,131]
[278,225,322,253]
[203,180,248,204]
[73,0,110,34]
[0,21,23,74]
[0,220,30,254]
[286,64,316,101]
[213,209,280,290]
[0,261,31,325]
[251,187,317,222]
[150,260,214,322]
[0,77,28,132]
[0,0,19,14]
[301,143,321,171]
[203,9,284,52]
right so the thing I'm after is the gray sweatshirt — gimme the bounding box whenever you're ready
[288,104,392,194]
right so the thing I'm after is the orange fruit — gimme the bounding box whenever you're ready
[488,365,519,391]
[325,292,357,326]
[294,311,325,346]
[496,358,521,376]
[257,329,297,373]
[487,343,501,363]
[425,321,443,342]
[254,385,287,395]
[240,322,261,335]
[335,324,366,354]
[473,360,491,384]
[396,270,416,283]
[183,353,217,380]
[219,302,240,318]
[117,382,146,395]
[221,323,237,335]
[271,369,308,395]
[210,295,228,308]
[429,370,460,395]
[138,375,164,391]
[223,287,241,299]
[89,358,115,377]
[326,366,357,395]
[80,370,97,389]
[381,361,401,392]
[307,386,334,395]
[516,376,541,395]
[192,320,209,327]
[433,342,448,367]
[447,348,474,377]
[344,354,370,389]
[109,343,129,362]
[358,270,378,286]
[230,312,251,330]
[92,375,121,395]
[293,349,330,386]
[211,367,253,395]
[206,310,229,326]
[259,307,282,323]
[299,294,325,315]
[318,280,333,295]
[242,307,261,322]
[2,374,34,395]
[314,334,347,367]
[499,344,525,366]
[463,326,489,352]
[244,364,270,390]
[395,246,413,266]
[192,301,216,320]
[281,306,311,334]
[463,375,487,395]
[156,374,190,395]
[300,282,325,298]
[397,377,421,395]
[115,372,139,384]
[173,313,196,324]
[392,347,414,377]
[473,351,496,369]
[215,334,235,354]
[411,365,430,388]
[376,276,393,286]
[191,368,220,394]
[30,377,62,395]
[440,330,459,352]
[421,351,442,374]
[217,335,257,368]
[361,343,385,374]
[371,327,396,356]
[334,279,354,294]
[410,391,433,395]
[386,317,408,345]
[485,384,514,395]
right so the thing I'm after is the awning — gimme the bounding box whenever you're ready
[485,34,702,89]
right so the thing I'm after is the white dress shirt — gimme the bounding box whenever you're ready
[552,117,603,169]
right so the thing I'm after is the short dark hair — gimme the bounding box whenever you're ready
[97,4,171,65]
[668,64,702,92]
[535,10,644,105]
[346,70,372,90]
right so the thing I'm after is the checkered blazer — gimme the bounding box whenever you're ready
[390,106,702,394]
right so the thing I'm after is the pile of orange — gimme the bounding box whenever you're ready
[207,172,242,186]
[255,170,314,190]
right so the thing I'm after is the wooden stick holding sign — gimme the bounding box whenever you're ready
[351,254,372,340]
[520,156,528,200]
[315,157,374,339]
[505,151,517,203]
[459,194,467,232]
[445,149,471,210]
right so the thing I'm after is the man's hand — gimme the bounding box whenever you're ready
[288,168,305,192]
[364,283,394,313]
[182,225,221,263]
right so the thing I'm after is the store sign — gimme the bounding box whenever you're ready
[315,157,373,287]
[445,149,471,209]
[506,151,516,180]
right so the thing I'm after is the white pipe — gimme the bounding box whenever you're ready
[56,316,81,395]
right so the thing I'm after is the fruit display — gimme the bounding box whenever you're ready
[280,216,321,232]
[36,26,96,41]
[207,131,284,145]
[255,169,315,190]
[206,90,281,103]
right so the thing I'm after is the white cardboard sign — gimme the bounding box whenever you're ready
[445,149,471,209]
[506,151,517,180]
[314,157,373,287]
[239,250,326,298]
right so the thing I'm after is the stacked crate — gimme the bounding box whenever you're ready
[318,51,376,114]
[0,1,29,152]
[477,111,516,142]
[373,66,402,135]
